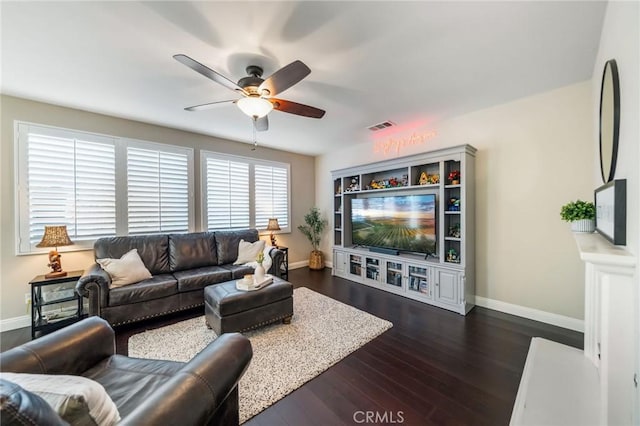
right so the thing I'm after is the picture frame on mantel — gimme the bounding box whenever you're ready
[594,179,626,245]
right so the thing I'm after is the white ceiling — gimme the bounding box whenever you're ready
[1,1,606,156]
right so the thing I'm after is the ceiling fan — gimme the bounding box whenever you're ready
[174,54,325,132]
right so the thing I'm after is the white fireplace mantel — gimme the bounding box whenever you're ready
[511,232,637,426]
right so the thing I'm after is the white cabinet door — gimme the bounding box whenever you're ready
[333,250,347,277]
[435,268,459,305]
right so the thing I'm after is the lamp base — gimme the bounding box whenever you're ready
[270,233,277,247]
[45,270,67,279]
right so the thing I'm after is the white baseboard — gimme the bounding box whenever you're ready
[289,260,308,270]
[0,314,30,332]
[475,296,584,332]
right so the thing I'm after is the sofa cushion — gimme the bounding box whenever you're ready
[173,266,232,292]
[214,229,259,265]
[220,264,255,280]
[82,354,183,419]
[0,373,120,426]
[233,239,265,265]
[0,378,68,426]
[94,235,170,275]
[108,275,177,307]
[169,232,217,272]
[97,249,152,288]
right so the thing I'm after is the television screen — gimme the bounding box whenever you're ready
[351,194,436,254]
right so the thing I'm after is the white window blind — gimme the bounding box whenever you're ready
[255,164,289,229]
[204,157,250,230]
[18,124,116,253]
[127,145,191,235]
[202,152,290,232]
[16,122,195,254]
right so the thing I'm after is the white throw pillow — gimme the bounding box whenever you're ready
[97,249,152,288]
[243,245,274,271]
[0,372,121,426]
[233,239,266,265]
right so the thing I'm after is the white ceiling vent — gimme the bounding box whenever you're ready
[367,121,396,132]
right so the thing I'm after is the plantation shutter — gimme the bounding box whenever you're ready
[127,146,191,235]
[205,157,250,230]
[254,164,289,230]
[21,125,116,251]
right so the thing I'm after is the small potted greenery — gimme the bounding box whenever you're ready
[298,207,327,270]
[560,199,596,233]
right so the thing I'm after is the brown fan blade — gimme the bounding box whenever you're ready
[174,54,246,95]
[259,60,310,97]
[254,115,269,132]
[184,99,236,111]
[270,98,325,118]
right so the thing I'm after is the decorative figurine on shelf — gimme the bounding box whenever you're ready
[346,177,360,192]
[429,174,440,184]
[447,248,460,263]
[419,172,429,185]
[389,177,398,187]
[448,197,460,211]
[448,170,461,185]
[336,185,342,194]
[448,223,461,238]
[401,174,408,186]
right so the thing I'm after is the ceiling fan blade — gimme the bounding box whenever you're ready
[270,98,325,119]
[184,99,236,111]
[259,60,311,96]
[174,54,246,95]
[254,115,269,132]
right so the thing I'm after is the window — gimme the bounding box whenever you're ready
[202,151,290,233]
[16,122,194,254]
[127,142,193,235]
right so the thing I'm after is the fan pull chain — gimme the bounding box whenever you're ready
[252,116,258,151]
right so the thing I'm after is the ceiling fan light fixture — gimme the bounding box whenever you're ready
[237,96,273,118]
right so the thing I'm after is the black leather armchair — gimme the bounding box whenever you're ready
[0,317,252,425]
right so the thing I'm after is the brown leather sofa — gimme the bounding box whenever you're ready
[0,317,252,425]
[77,229,285,326]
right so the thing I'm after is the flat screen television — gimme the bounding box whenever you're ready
[350,193,436,254]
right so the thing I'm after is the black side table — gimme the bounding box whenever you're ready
[275,246,289,280]
[29,270,85,339]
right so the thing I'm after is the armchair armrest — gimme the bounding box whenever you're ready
[120,333,252,426]
[0,317,115,376]
[76,263,111,314]
[268,247,285,278]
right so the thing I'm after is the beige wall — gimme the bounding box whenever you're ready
[317,81,593,320]
[0,95,315,322]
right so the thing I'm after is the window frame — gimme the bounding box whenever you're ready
[15,121,195,255]
[200,150,291,234]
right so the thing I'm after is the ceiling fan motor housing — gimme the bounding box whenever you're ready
[239,66,266,95]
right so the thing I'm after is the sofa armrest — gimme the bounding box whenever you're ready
[0,317,115,375]
[268,247,285,278]
[76,263,111,313]
[119,333,252,426]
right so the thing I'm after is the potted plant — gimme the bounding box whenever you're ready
[560,199,596,233]
[448,170,461,185]
[298,207,327,270]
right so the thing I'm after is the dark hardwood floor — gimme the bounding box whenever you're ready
[1,267,582,425]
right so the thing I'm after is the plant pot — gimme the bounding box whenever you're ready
[308,250,324,270]
[571,219,595,233]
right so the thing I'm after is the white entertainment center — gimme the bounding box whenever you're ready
[331,144,476,315]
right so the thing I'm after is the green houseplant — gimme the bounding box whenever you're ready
[298,207,327,270]
[560,199,596,233]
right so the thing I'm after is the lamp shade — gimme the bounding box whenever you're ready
[266,218,281,231]
[36,225,73,248]
[237,96,274,118]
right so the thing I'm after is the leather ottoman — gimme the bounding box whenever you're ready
[204,277,293,335]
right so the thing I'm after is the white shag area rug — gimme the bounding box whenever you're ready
[128,287,392,423]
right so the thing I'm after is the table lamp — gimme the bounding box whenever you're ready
[36,225,73,278]
[266,218,281,247]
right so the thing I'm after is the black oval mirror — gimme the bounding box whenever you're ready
[599,59,620,183]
